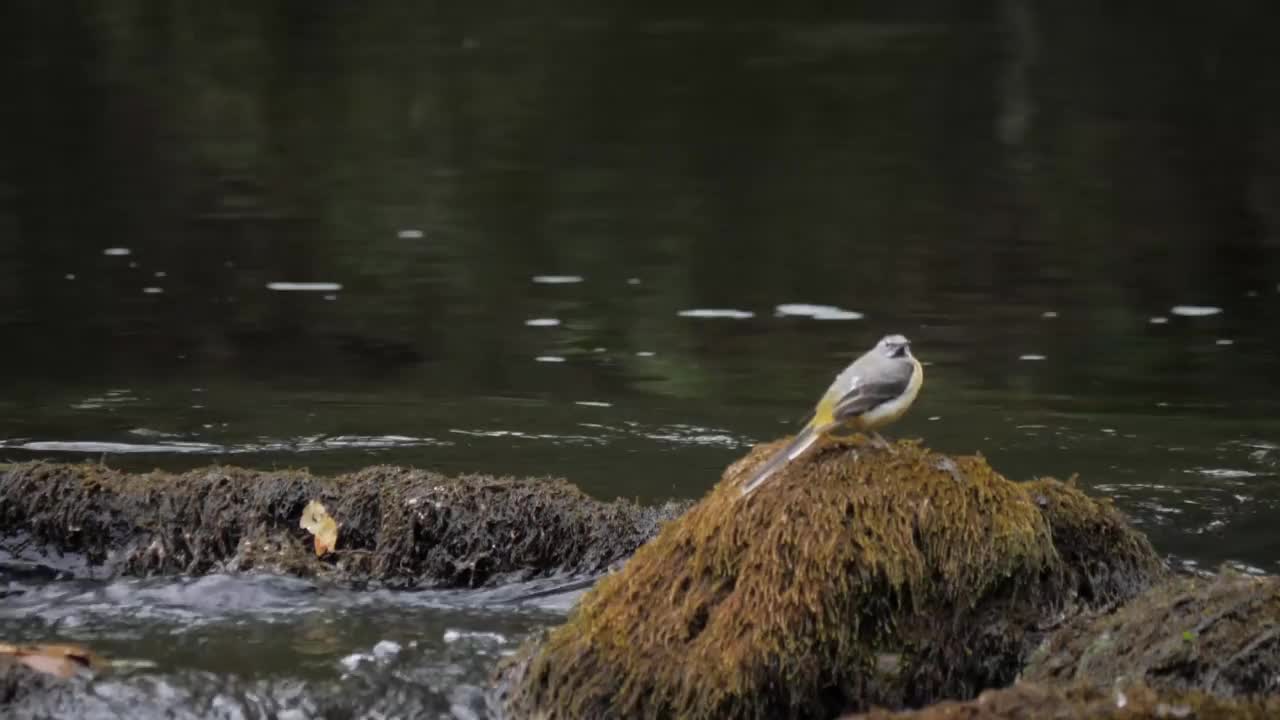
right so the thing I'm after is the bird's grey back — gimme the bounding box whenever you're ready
[824,344,913,400]
[857,348,913,384]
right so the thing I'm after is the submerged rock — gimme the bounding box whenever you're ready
[0,462,687,588]
[1025,572,1280,697]
[843,682,1280,719]
[502,436,1165,719]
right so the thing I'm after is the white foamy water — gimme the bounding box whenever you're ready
[1149,316,1169,324]
[443,630,507,644]
[340,639,404,671]
[266,282,343,292]
[1019,354,1047,361]
[531,275,583,284]
[102,247,131,256]
[1191,468,1262,479]
[641,423,748,449]
[525,318,561,327]
[775,303,864,320]
[1170,305,1222,317]
[676,308,755,319]
[534,355,566,363]
[448,428,605,445]
[14,441,221,454]
[0,435,447,455]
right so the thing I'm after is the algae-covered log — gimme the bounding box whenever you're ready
[504,437,1165,719]
[0,462,688,587]
[843,682,1280,719]
[1025,572,1280,697]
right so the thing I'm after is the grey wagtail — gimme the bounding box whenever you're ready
[740,334,923,497]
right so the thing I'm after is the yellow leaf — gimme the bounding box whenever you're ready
[0,643,99,678]
[300,500,339,557]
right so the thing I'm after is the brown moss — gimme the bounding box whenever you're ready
[844,682,1280,719]
[1025,572,1280,697]
[1022,478,1164,607]
[0,462,687,588]
[505,436,1165,719]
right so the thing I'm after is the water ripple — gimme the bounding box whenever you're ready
[0,435,450,456]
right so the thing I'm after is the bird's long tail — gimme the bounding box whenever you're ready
[739,422,829,497]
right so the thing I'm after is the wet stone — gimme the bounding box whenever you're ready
[0,462,689,588]
[842,682,1280,719]
[501,436,1166,719]
[1025,572,1280,697]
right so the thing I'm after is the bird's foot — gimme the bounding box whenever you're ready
[871,432,896,455]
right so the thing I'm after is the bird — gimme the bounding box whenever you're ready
[739,334,923,497]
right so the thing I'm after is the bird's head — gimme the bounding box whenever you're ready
[877,334,912,359]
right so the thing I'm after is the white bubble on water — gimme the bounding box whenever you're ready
[677,308,754,319]
[1170,305,1222,317]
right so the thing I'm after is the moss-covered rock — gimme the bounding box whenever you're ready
[1025,572,1280,697]
[1021,478,1161,607]
[0,462,687,588]
[503,436,1165,719]
[843,682,1280,719]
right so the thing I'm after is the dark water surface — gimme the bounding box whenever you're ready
[3,3,1280,715]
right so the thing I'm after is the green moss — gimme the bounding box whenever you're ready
[508,436,1164,719]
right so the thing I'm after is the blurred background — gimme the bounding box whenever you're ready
[2,2,1280,569]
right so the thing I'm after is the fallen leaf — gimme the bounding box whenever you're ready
[0,643,99,678]
[300,500,339,557]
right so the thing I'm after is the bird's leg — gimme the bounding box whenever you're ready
[871,431,896,454]
[824,428,861,459]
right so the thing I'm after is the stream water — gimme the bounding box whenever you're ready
[3,3,1280,717]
